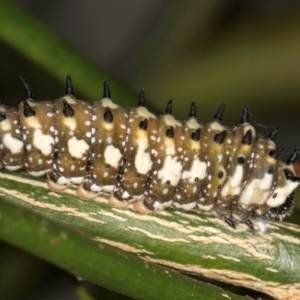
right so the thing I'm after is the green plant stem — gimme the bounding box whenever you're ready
[0,171,299,299]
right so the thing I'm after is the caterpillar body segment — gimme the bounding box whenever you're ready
[81,97,128,197]
[0,106,24,171]
[173,111,205,211]
[0,76,299,230]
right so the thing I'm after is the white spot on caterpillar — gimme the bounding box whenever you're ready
[181,159,206,183]
[91,183,101,192]
[104,145,122,169]
[162,114,181,127]
[173,201,196,211]
[157,155,182,186]
[101,98,119,109]
[70,177,83,184]
[33,129,54,156]
[134,137,153,175]
[64,117,77,131]
[57,176,70,185]
[122,191,130,199]
[68,136,89,159]
[162,188,168,194]
[198,203,213,211]
[267,181,299,207]
[2,133,23,154]
[0,119,12,131]
[5,165,22,171]
[136,106,157,119]
[153,201,164,210]
[29,170,49,176]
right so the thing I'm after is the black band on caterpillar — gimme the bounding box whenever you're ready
[0,75,299,230]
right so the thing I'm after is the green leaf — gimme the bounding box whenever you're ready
[0,171,300,299]
[0,176,249,300]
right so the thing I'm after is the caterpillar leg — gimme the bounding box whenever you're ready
[108,192,131,209]
[47,174,69,192]
[132,199,153,214]
[76,183,98,200]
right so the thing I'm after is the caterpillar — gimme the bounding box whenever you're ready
[0,76,299,230]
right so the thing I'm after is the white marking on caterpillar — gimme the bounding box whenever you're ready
[2,133,23,154]
[134,137,152,175]
[67,136,89,159]
[198,203,214,211]
[101,98,119,109]
[0,119,12,131]
[64,118,77,131]
[104,145,122,169]
[173,201,197,211]
[33,129,54,156]
[158,155,183,186]
[181,159,206,183]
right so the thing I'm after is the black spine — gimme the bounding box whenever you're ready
[242,129,252,145]
[269,147,283,159]
[241,105,250,124]
[166,126,174,138]
[286,148,299,165]
[138,91,145,107]
[165,100,173,114]
[103,81,111,98]
[268,127,279,141]
[0,113,6,122]
[213,103,225,122]
[19,76,33,99]
[23,99,35,117]
[66,75,74,95]
[191,128,201,141]
[62,99,74,118]
[214,130,227,144]
[189,102,196,118]
[284,169,297,181]
[139,119,148,131]
[104,107,113,123]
